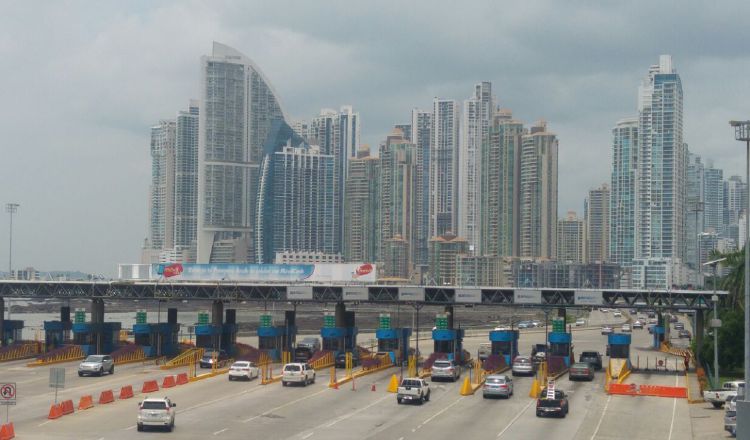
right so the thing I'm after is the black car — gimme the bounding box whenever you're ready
[199,350,229,368]
[335,352,360,369]
[579,351,603,371]
[679,329,691,339]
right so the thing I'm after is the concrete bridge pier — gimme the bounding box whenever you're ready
[211,300,224,351]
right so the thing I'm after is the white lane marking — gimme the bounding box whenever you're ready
[496,398,534,438]
[301,433,314,439]
[37,420,53,427]
[242,388,329,423]
[323,394,390,428]
[668,373,678,440]
[414,396,464,430]
[181,381,265,414]
[589,394,612,440]
[213,428,228,435]
[125,425,137,430]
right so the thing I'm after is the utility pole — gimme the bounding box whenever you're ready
[5,203,19,278]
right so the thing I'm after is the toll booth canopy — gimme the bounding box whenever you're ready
[1,320,23,345]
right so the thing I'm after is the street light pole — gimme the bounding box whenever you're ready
[730,121,750,417]
[5,203,19,278]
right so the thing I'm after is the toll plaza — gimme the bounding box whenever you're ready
[432,309,465,363]
[257,311,297,361]
[321,303,358,356]
[547,317,573,372]
[488,329,519,366]
[43,306,72,349]
[375,313,411,364]
[195,304,238,355]
[608,332,631,379]
[132,308,181,357]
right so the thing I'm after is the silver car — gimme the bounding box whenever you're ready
[78,355,114,377]
[512,356,534,376]
[483,374,513,398]
[137,397,176,432]
[431,359,460,382]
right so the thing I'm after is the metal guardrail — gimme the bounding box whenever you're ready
[310,352,334,370]
[161,347,204,370]
[27,345,84,367]
[0,342,42,362]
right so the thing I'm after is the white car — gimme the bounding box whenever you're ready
[282,363,315,386]
[621,323,631,332]
[613,311,622,318]
[137,397,176,432]
[575,318,585,327]
[228,361,259,381]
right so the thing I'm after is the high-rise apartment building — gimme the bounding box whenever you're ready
[411,109,432,265]
[636,55,686,261]
[343,149,380,263]
[149,119,176,252]
[431,98,459,237]
[481,109,522,257]
[610,118,638,265]
[379,130,418,278]
[518,121,558,259]
[686,152,705,269]
[197,42,286,263]
[704,161,724,232]
[585,183,610,263]
[459,82,493,254]
[174,101,199,252]
[428,234,469,285]
[557,211,585,263]
[724,175,747,227]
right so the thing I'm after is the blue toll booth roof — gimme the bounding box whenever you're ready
[608,333,632,345]
[489,330,519,342]
[548,332,572,344]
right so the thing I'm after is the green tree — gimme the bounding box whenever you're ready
[709,248,745,310]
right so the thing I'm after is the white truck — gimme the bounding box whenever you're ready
[703,381,745,409]
[396,378,431,405]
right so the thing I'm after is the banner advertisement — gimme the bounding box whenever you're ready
[514,289,542,304]
[398,287,425,302]
[342,287,369,301]
[286,286,313,301]
[455,289,482,303]
[574,290,603,305]
[145,263,376,283]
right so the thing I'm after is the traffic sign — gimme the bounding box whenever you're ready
[0,383,16,406]
[49,367,65,389]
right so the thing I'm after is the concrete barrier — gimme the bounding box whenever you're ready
[141,380,159,393]
[60,399,74,415]
[47,403,63,420]
[98,390,115,404]
[175,373,189,385]
[162,375,176,388]
[78,395,94,410]
[119,385,134,399]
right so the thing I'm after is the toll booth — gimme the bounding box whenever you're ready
[257,311,297,361]
[376,328,412,365]
[608,333,631,379]
[321,310,358,355]
[1,320,23,346]
[548,332,573,368]
[195,309,238,355]
[489,329,519,365]
[44,306,72,349]
[131,308,181,357]
[72,322,122,355]
[432,311,465,363]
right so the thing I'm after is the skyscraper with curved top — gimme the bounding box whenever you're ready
[197,42,287,263]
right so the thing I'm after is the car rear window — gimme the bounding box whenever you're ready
[284,365,301,372]
[487,377,505,384]
[233,362,249,368]
[141,401,167,410]
[401,380,421,387]
[433,361,451,367]
[516,358,530,364]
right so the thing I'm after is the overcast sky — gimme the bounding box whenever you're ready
[1,0,749,276]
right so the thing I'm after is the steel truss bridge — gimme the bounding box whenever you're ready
[0,281,726,309]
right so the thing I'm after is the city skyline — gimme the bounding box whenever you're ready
[2,1,750,275]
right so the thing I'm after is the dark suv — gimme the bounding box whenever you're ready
[579,351,603,371]
[199,350,229,368]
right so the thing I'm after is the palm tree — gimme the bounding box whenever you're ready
[709,248,745,310]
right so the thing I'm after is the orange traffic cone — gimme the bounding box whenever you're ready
[371,383,376,392]
[333,381,339,390]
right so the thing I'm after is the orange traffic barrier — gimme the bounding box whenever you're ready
[176,373,188,385]
[0,422,15,440]
[162,375,176,388]
[142,380,159,393]
[98,390,115,404]
[48,403,63,419]
[119,385,134,400]
[78,395,94,410]
[608,383,637,395]
[60,399,74,415]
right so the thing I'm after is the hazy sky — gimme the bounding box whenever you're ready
[1,0,749,276]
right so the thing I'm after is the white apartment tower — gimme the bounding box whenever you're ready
[610,118,638,265]
[412,109,432,265]
[459,81,493,254]
[149,119,177,251]
[196,42,286,263]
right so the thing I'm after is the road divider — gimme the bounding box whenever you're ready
[28,345,84,367]
[60,399,74,415]
[329,354,393,388]
[47,403,63,420]
[176,372,189,385]
[608,382,687,398]
[162,375,176,388]
[0,422,15,440]
[119,385,134,399]
[98,390,115,404]
[78,395,94,410]
[141,380,159,393]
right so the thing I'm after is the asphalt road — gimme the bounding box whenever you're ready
[2,310,721,439]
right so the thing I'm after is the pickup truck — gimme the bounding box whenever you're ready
[703,381,745,409]
[396,378,431,405]
[536,389,569,418]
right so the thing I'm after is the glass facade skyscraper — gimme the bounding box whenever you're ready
[610,118,638,265]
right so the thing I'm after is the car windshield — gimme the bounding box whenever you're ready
[284,365,301,372]
[84,356,104,362]
[433,361,451,368]
[141,401,168,410]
